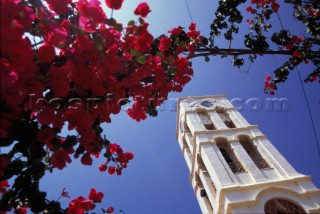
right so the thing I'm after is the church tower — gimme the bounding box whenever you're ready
[176,95,320,213]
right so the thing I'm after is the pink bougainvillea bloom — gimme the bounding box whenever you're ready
[38,44,56,62]
[265,74,271,81]
[88,188,104,203]
[0,180,10,194]
[98,163,107,172]
[61,188,71,199]
[107,143,119,154]
[189,22,196,31]
[81,152,93,165]
[125,151,134,160]
[105,0,124,10]
[108,166,116,175]
[107,206,115,213]
[51,148,72,170]
[158,37,172,52]
[168,27,182,36]
[134,2,151,18]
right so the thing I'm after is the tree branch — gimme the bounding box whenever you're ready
[188,48,319,59]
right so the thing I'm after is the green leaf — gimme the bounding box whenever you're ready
[155,51,163,57]
[114,23,123,32]
[139,18,145,25]
[137,55,146,64]
[130,49,140,57]
[128,20,135,26]
[44,156,50,163]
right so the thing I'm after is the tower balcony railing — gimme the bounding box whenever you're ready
[228,161,246,173]
[253,158,270,169]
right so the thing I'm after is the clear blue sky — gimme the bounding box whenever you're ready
[41,1,320,213]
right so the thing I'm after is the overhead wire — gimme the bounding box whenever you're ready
[297,68,320,161]
[184,0,193,23]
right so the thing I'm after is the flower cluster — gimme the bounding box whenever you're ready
[264,74,276,95]
[0,0,204,212]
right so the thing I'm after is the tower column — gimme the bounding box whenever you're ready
[208,111,228,130]
[200,143,238,187]
[229,140,267,182]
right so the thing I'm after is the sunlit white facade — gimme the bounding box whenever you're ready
[176,95,320,214]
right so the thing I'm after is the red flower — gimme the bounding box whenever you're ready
[187,43,196,53]
[0,180,10,194]
[265,74,271,81]
[51,148,72,170]
[105,0,124,10]
[246,6,256,14]
[88,188,104,203]
[293,50,303,58]
[271,2,280,12]
[108,143,119,154]
[68,196,95,213]
[16,206,28,214]
[189,23,196,31]
[81,152,93,165]
[134,2,151,18]
[38,44,56,62]
[61,188,71,199]
[0,155,8,177]
[168,27,182,36]
[41,22,68,45]
[108,166,116,175]
[107,206,115,213]
[246,19,253,25]
[158,37,172,52]
[186,30,200,39]
[37,127,55,144]
[125,152,134,160]
[98,162,107,172]
[46,0,72,15]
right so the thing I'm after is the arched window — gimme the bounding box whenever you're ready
[216,138,245,173]
[216,108,236,128]
[239,135,270,169]
[264,198,306,214]
[197,111,215,130]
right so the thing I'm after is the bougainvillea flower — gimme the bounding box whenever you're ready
[61,188,71,199]
[107,143,119,154]
[105,0,124,10]
[107,207,115,213]
[88,188,104,203]
[158,37,172,52]
[38,44,56,62]
[16,206,28,214]
[81,152,93,165]
[98,163,107,172]
[68,196,95,213]
[134,2,151,18]
[0,155,8,177]
[0,180,10,194]
[46,0,72,15]
[108,166,116,175]
[51,148,72,170]
[265,74,271,81]
[168,27,182,36]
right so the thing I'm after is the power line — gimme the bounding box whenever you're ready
[297,68,320,161]
[184,0,193,23]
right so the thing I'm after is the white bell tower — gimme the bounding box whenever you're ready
[176,94,320,214]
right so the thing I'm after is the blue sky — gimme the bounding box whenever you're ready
[40,1,320,213]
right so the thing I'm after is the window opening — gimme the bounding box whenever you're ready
[198,111,215,130]
[239,136,270,169]
[264,198,306,214]
[216,139,245,173]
